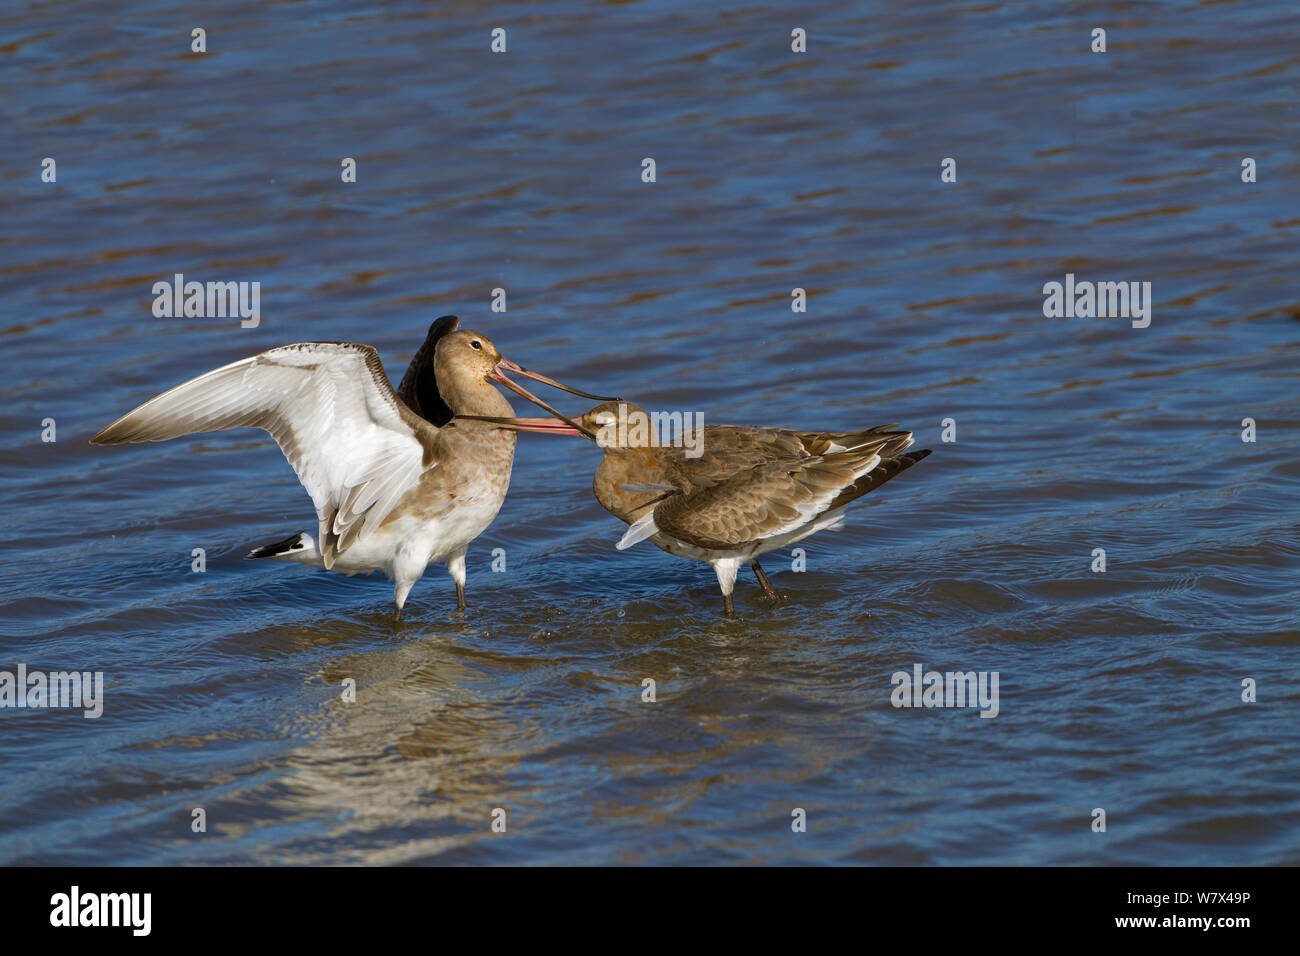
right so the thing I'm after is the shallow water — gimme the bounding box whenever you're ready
[2,0,1298,864]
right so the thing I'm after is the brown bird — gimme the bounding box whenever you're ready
[462,401,931,616]
[91,316,609,617]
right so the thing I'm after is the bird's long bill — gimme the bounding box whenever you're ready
[489,357,612,438]
[494,358,614,401]
[457,414,587,438]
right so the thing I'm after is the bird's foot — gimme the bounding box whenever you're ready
[751,561,782,607]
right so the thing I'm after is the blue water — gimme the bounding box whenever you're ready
[1,0,1297,864]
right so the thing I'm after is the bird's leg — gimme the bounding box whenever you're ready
[448,549,468,611]
[751,560,780,603]
[393,577,416,623]
[711,558,740,619]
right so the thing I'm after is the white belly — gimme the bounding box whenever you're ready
[283,479,507,583]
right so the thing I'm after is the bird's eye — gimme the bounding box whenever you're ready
[471,340,482,350]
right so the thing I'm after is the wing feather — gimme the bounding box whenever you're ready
[616,511,660,550]
[92,343,436,568]
[652,451,883,550]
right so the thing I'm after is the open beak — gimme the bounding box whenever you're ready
[456,414,590,439]
[487,357,614,438]
[491,358,613,401]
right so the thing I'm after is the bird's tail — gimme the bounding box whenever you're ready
[247,531,319,563]
[828,448,932,511]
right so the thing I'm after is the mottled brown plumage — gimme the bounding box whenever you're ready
[464,400,931,615]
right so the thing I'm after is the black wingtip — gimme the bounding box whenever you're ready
[247,533,306,559]
[908,448,933,463]
[428,315,459,338]
[397,316,460,426]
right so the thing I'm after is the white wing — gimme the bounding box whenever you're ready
[93,343,434,568]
